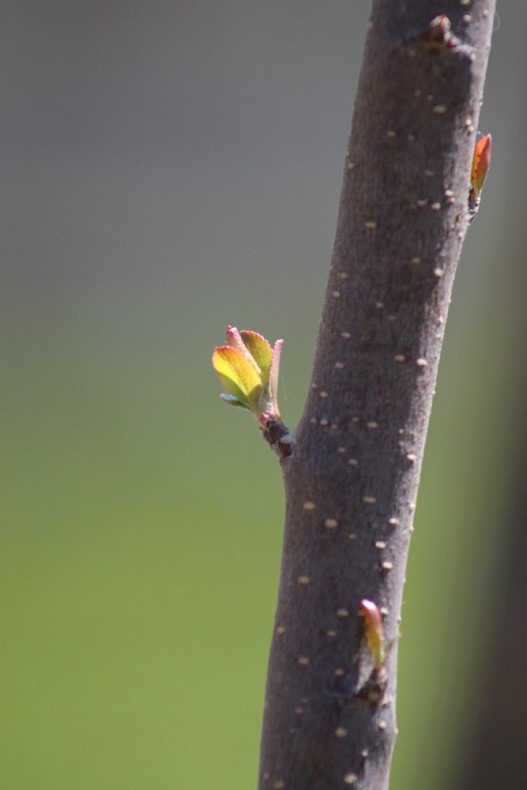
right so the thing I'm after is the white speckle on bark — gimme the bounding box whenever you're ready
[363,495,377,505]
[303,501,316,511]
[324,518,339,529]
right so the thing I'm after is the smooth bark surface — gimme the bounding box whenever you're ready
[259,2,495,788]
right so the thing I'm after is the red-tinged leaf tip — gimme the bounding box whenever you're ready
[470,133,492,199]
[360,599,385,669]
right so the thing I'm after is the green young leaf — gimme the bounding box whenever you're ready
[239,330,273,386]
[212,346,263,409]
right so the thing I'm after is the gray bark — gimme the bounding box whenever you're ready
[259,2,496,788]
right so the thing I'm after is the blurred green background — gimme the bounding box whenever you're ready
[2,2,527,788]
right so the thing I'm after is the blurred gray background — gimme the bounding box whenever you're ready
[2,2,527,788]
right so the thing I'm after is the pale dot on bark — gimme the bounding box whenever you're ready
[297,575,311,585]
[463,13,472,22]
[320,418,329,426]
[334,668,345,677]
[335,727,347,738]
[416,357,427,367]
[348,458,358,467]
[337,446,346,454]
[389,517,399,526]
[319,391,329,399]
[394,354,405,363]
[341,331,351,339]
[325,518,339,529]
[363,496,377,505]
[382,561,394,571]
[375,301,384,309]
[434,267,444,277]
[334,361,344,369]
[367,421,379,429]
[326,629,337,638]
[332,290,341,298]
[272,781,286,789]
[416,198,428,208]
[424,169,434,177]
[337,608,350,618]
[380,606,389,616]
[298,656,310,666]
[407,452,417,462]
[303,501,316,511]
[431,202,441,211]
[365,220,377,230]
[277,625,286,634]
[433,104,447,114]
[348,533,357,540]
[411,257,421,263]
[386,130,396,138]
[344,774,358,785]
[375,541,387,549]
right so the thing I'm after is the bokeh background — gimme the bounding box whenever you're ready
[3,2,527,788]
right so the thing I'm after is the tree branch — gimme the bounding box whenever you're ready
[259,3,495,788]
